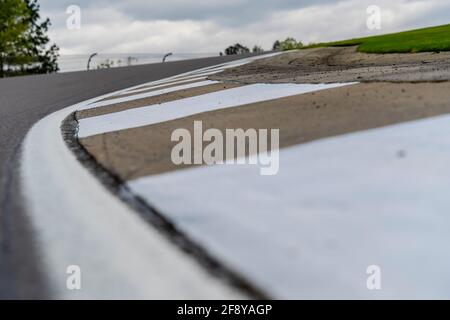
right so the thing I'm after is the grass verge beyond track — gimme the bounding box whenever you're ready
[303,24,450,53]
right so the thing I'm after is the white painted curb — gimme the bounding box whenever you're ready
[19,53,283,299]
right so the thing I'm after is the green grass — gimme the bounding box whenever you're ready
[302,24,450,53]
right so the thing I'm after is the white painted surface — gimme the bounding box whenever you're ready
[80,80,219,110]
[78,83,351,138]
[125,52,280,90]
[164,69,225,81]
[120,76,207,96]
[128,114,450,299]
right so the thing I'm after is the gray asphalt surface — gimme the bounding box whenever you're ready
[0,53,259,299]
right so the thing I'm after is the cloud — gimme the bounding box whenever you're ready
[40,0,339,25]
[37,0,450,54]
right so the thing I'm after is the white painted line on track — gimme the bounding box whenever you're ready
[80,80,219,110]
[103,52,281,96]
[72,53,282,114]
[127,113,450,299]
[78,83,352,138]
[120,76,208,96]
[165,69,225,80]
[138,52,281,87]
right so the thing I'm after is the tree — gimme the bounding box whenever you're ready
[224,43,250,55]
[0,0,59,77]
[97,59,124,69]
[272,37,303,51]
[272,40,281,51]
[252,45,264,53]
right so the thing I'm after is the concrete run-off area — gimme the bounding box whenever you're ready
[211,46,450,83]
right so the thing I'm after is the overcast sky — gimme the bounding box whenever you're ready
[38,0,450,55]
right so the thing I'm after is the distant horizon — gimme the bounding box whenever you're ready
[58,52,219,56]
[56,52,216,72]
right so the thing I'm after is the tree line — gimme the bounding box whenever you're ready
[223,38,303,55]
